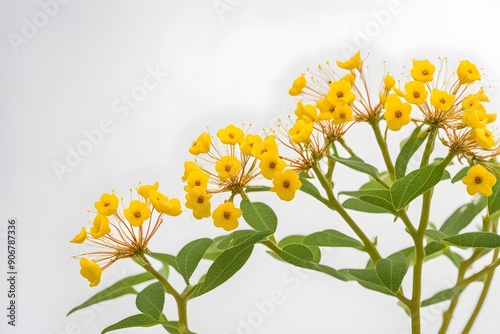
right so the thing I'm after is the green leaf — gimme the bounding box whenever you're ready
[303,229,364,250]
[340,268,392,295]
[176,238,214,284]
[442,232,500,248]
[340,189,392,198]
[421,287,464,307]
[149,252,180,274]
[395,125,428,179]
[439,197,487,236]
[359,190,396,213]
[444,249,464,267]
[274,243,347,281]
[375,253,408,294]
[101,314,166,333]
[299,174,322,198]
[241,199,277,232]
[342,197,392,214]
[67,272,154,316]
[451,166,470,184]
[425,229,448,242]
[277,235,321,263]
[136,282,164,320]
[488,177,500,215]
[332,155,379,179]
[194,244,254,297]
[360,172,393,190]
[390,162,445,211]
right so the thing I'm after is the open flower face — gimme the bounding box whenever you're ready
[462,165,497,196]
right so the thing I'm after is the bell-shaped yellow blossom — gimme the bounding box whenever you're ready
[259,151,286,180]
[189,132,211,155]
[149,190,182,216]
[251,135,278,159]
[289,119,314,143]
[289,74,307,96]
[94,192,119,216]
[336,51,362,71]
[327,80,356,105]
[71,228,87,244]
[90,214,111,238]
[271,169,302,201]
[240,134,263,156]
[384,94,412,131]
[410,59,435,82]
[475,128,496,149]
[457,60,481,84]
[215,156,242,180]
[384,74,396,89]
[212,201,242,231]
[404,81,428,104]
[430,89,455,111]
[462,108,488,129]
[462,164,497,196]
[474,88,489,102]
[294,101,317,123]
[185,186,212,219]
[124,200,151,227]
[137,182,159,199]
[217,124,244,145]
[182,161,202,182]
[462,95,480,110]
[184,170,210,192]
[80,258,102,287]
[331,104,353,125]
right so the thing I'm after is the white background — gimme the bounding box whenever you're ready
[2,0,500,333]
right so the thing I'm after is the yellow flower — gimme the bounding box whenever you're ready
[289,74,307,96]
[410,59,435,82]
[462,95,480,110]
[71,228,87,244]
[215,156,242,180]
[217,124,244,145]
[340,73,356,86]
[149,190,182,216]
[137,182,159,199]
[90,214,111,238]
[475,128,496,149]
[289,119,314,143]
[79,258,102,287]
[384,74,396,89]
[317,98,345,121]
[212,202,242,231]
[331,104,353,125]
[182,161,202,182]
[189,132,211,155]
[240,134,263,156]
[294,101,317,123]
[327,80,356,105]
[430,89,455,111]
[271,169,302,201]
[185,186,212,219]
[457,60,481,84]
[462,165,497,196]
[259,151,286,180]
[384,95,412,131]
[124,200,151,227]
[336,50,362,71]
[462,108,488,129]
[88,215,110,240]
[183,170,210,192]
[251,135,278,159]
[404,81,428,104]
[94,192,119,216]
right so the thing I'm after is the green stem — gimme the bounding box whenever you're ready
[138,254,190,334]
[311,164,381,262]
[408,127,439,334]
[370,119,395,181]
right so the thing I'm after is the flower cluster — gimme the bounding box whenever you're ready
[71,183,181,286]
[184,124,302,231]
[286,52,500,197]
